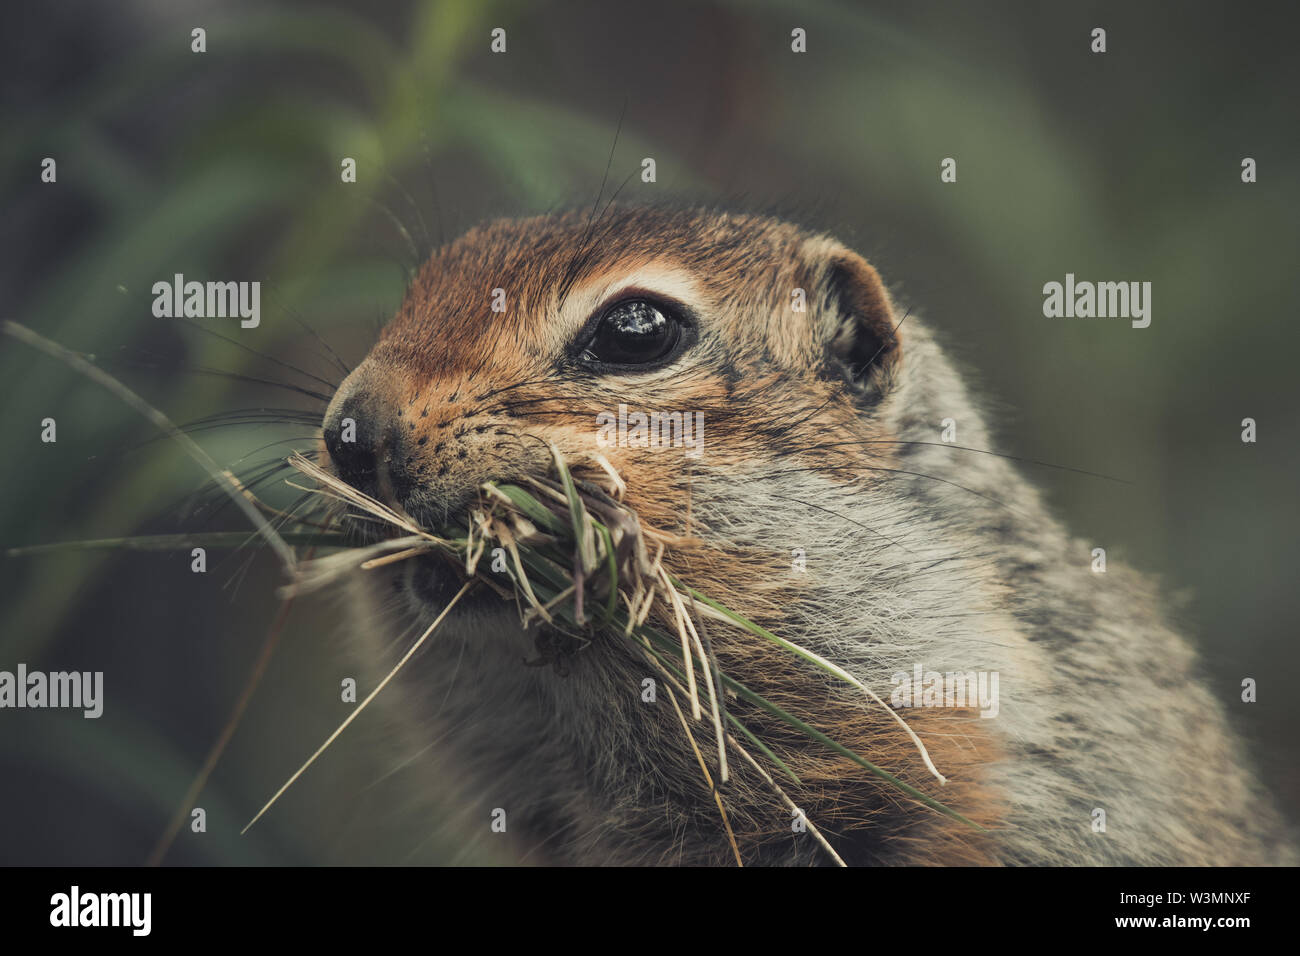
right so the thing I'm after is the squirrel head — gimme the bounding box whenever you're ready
[321,205,904,535]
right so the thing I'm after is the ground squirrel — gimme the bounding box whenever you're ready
[317,204,1292,865]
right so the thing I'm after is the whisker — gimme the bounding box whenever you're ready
[557,99,627,310]
[766,492,918,555]
[367,195,422,278]
[263,280,354,377]
[385,169,433,261]
[740,464,1025,516]
[809,438,1133,485]
[112,354,334,403]
[166,315,341,391]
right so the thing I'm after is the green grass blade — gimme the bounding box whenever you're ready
[8,532,347,557]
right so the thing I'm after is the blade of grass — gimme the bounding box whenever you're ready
[3,321,297,573]
[679,579,948,786]
[550,442,598,575]
[241,579,475,834]
[8,531,345,556]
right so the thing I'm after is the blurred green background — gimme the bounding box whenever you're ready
[1,0,1296,864]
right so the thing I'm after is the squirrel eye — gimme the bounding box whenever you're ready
[581,299,683,367]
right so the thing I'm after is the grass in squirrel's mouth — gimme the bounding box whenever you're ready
[265,447,983,861]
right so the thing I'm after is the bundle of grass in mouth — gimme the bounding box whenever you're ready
[266,446,982,865]
[4,320,980,867]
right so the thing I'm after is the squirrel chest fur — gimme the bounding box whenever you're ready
[318,205,1289,866]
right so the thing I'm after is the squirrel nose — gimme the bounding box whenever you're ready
[322,390,386,497]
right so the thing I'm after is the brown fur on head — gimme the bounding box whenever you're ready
[324,206,901,532]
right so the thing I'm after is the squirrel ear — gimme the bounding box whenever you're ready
[819,249,902,397]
